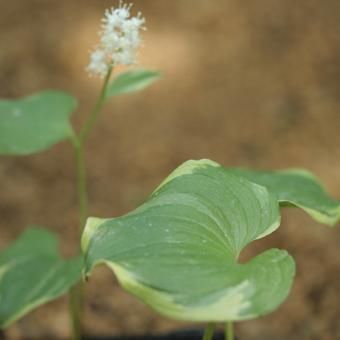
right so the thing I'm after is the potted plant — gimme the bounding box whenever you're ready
[0,2,339,340]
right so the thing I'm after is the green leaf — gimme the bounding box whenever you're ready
[82,159,295,322]
[106,69,161,99]
[230,168,340,226]
[0,91,77,155]
[0,228,82,328]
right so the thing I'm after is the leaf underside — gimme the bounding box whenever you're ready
[230,168,340,226]
[0,228,82,328]
[82,159,296,322]
[0,91,77,155]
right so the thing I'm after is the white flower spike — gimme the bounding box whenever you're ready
[87,1,145,77]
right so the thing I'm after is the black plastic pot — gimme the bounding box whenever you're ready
[83,329,230,340]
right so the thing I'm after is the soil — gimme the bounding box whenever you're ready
[1,1,340,339]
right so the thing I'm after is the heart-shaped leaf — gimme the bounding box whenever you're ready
[0,91,77,155]
[230,169,340,226]
[82,159,295,322]
[0,228,82,328]
[106,69,161,99]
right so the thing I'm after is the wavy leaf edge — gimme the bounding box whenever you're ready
[82,159,296,322]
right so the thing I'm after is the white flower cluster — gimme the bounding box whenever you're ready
[87,2,145,77]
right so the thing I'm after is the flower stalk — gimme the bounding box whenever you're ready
[80,66,113,143]
[68,3,145,339]
[69,67,113,339]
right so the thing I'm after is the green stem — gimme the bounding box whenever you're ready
[73,137,88,231]
[68,134,86,340]
[69,283,83,340]
[79,66,113,143]
[225,321,234,340]
[203,323,216,340]
[68,67,113,340]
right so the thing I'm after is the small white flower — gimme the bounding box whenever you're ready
[87,49,109,78]
[87,1,145,77]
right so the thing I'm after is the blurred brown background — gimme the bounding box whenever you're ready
[1,1,340,339]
